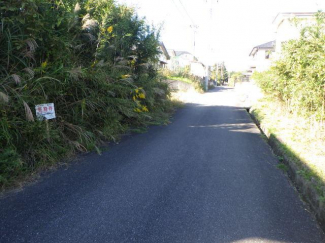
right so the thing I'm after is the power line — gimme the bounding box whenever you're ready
[177,0,197,26]
[170,0,199,56]
[170,0,188,23]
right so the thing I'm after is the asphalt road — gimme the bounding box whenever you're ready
[1,87,324,243]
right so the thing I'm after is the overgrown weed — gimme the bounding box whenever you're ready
[0,0,176,189]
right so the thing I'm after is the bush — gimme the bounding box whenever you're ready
[0,0,172,187]
[251,70,276,95]
[253,12,325,119]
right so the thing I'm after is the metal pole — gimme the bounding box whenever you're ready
[206,0,214,90]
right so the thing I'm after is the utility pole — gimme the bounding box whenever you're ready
[205,65,209,91]
[216,63,219,85]
[205,0,214,91]
[221,62,224,85]
[190,25,199,57]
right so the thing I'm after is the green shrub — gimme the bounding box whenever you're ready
[253,12,325,119]
[252,70,277,96]
[0,0,172,188]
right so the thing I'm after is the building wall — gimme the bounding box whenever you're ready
[190,62,205,78]
[168,53,195,71]
[167,58,179,71]
[256,50,272,72]
[251,49,272,72]
[275,17,315,55]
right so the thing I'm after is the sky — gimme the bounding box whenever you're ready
[116,0,324,71]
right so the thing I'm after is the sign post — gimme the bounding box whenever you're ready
[35,103,56,142]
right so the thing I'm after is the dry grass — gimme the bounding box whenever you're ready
[252,98,325,181]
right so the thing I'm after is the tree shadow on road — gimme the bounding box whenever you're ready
[0,103,324,243]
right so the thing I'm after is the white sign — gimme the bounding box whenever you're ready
[35,103,56,120]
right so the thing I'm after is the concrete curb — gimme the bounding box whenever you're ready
[248,108,325,233]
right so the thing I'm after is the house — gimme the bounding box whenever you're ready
[190,61,206,78]
[249,40,275,72]
[273,12,316,55]
[167,50,197,71]
[167,49,176,58]
[158,42,170,68]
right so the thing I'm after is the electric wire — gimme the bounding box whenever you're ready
[170,0,189,24]
[177,0,197,26]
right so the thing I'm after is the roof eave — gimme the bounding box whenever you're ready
[273,12,316,26]
[249,47,258,57]
[159,42,170,60]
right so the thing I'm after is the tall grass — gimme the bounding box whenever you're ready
[0,0,173,188]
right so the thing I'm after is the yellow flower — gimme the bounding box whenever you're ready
[134,108,142,113]
[133,96,136,101]
[121,74,130,79]
[41,61,47,69]
[138,93,145,99]
[135,88,139,94]
[142,106,148,112]
[91,60,98,68]
[107,26,113,33]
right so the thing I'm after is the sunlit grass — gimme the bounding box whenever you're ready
[252,97,325,192]
[167,76,193,84]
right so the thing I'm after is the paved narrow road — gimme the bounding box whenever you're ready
[1,87,324,243]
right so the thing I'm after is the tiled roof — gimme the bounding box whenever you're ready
[175,51,192,56]
[249,41,275,56]
[255,41,275,49]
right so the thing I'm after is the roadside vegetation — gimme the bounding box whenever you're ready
[228,71,244,87]
[211,63,228,86]
[0,0,175,189]
[162,67,204,92]
[167,76,192,84]
[251,12,325,202]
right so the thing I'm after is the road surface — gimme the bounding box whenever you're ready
[0,87,324,243]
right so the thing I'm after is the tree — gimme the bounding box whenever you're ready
[211,62,228,85]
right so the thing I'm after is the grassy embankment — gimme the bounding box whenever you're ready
[167,76,193,84]
[251,98,325,226]
[250,12,325,226]
[0,0,178,190]
[252,98,325,194]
